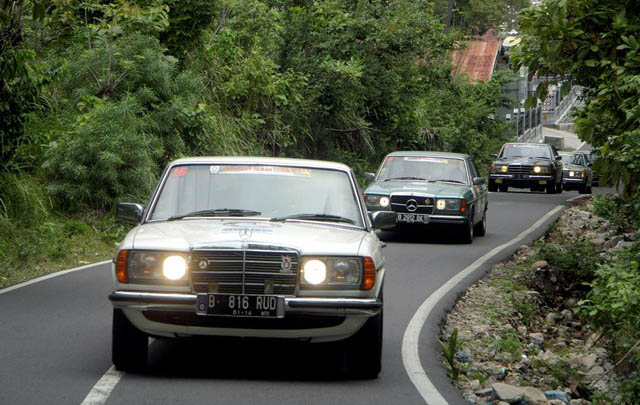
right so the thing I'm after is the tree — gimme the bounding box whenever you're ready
[512,0,640,196]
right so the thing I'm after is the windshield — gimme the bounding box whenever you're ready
[376,156,468,184]
[149,164,363,226]
[501,144,552,159]
[560,154,584,165]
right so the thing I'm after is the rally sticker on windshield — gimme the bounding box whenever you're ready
[404,157,449,164]
[210,165,312,177]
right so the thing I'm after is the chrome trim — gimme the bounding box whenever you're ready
[528,175,554,180]
[109,291,381,315]
[428,214,466,220]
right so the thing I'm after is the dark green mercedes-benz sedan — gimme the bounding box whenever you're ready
[363,151,488,244]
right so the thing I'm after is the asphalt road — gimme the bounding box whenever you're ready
[0,189,607,405]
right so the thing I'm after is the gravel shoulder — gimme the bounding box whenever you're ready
[441,197,637,404]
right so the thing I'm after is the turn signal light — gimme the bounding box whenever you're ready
[362,257,376,291]
[460,199,467,213]
[115,250,129,283]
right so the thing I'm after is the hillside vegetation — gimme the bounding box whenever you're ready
[0,0,516,285]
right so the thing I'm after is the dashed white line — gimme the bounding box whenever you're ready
[401,205,565,404]
[80,366,124,405]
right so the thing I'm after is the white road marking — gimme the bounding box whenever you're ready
[80,366,124,405]
[0,260,111,295]
[401,205,565,404]
[567,194,590,203]
[81,338,155,405]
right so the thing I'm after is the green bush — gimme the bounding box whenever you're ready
[537,238,602,282]
[43,96,160,210]
[0,173,51,226]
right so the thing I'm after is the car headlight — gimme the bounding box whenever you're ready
[125,251,189,283]
[569,171,575,177]
[533,166,550,174]
[500,165,508,173]
[436,198,462,212]
[301,257,366,288]
[365,194,391,209]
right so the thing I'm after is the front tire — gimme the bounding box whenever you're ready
[546,181,556,194]
[488,180,498,192]
[474,211,487,237]
[461,217,474,244]
[345,300,383,379]
[112,308,148,372]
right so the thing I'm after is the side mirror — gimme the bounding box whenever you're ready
[587,162,593,167]
[490,154,498,159]
[364,172,376,182]
[117,202,144,224]
[369,211,396,230]
[473,177,485,185]
[555,155,562,160]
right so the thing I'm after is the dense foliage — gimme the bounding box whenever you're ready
[2,0,511,212]
[513,1,640,198]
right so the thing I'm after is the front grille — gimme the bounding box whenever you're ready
[390,195,434,214]
[191,248,299,295]
[508,164,533,175]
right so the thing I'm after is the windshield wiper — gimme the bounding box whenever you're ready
[167,208,261,221]
[430,179,466,184]
[270,213,356,225]
[383,176,428,181]
[534,156,551,159]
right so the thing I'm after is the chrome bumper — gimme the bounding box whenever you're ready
[489,174,553,180]
[109,291,382,316]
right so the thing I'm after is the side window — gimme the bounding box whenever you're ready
[550,145,558,157]
[468,160,479,179]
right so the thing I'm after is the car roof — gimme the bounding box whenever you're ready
[386,151,470,159]
[167,156,352,172]
[504,142,551,147]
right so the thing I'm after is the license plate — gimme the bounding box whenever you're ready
[495,179,503,184]
[196,294,284,318]
[397,213,429,223]
[539,180,547,185]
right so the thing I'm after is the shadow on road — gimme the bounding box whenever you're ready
[377,227,466,245]
[139,337,355,382]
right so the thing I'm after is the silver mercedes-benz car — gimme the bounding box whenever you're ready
[109,157,394,377]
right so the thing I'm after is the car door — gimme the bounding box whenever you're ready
[467,159,487,220]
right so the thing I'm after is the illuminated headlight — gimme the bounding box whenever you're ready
[163,256,187,280]
[500,165,508,173]
[569,171,575,177]
[302,259,326,284]
[436,199,461,211]
[301,257,362,287]
[365,194,391,209]
[127,251,188,283]
[533,166,549,174]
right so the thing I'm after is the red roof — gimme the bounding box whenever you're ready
[451,38,500,82]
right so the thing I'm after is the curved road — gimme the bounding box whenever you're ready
[0,190,599,404]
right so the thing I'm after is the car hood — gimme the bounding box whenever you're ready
[365,180,469,198]
[563,164,586,171]
[494,157,553,166]
[124,219,368,255]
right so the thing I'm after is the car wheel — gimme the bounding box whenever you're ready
[488,180,498,192]
[345,294,383,379]
[556,181,563,193]
[473,210,487,237]
[498,184,508,192]
[112,308,148,372]
[461,217,474,244]
[546,181,556,194]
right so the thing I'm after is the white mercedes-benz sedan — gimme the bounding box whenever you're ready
[109,157,394,377]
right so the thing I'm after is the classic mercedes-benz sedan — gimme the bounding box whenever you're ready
[559,152,593,194]
[110,157,394,377]
[363,151,488,243]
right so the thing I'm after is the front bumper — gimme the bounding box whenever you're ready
[110,291,380,342]
[489,174,554,188]
[368,210,467,226]
[562,177,586,189]
[109,290,382,316]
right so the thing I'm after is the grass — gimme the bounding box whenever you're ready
[0,213,128,289]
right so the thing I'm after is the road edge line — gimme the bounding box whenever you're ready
[401,205,565,404]
[0,260,111,295]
